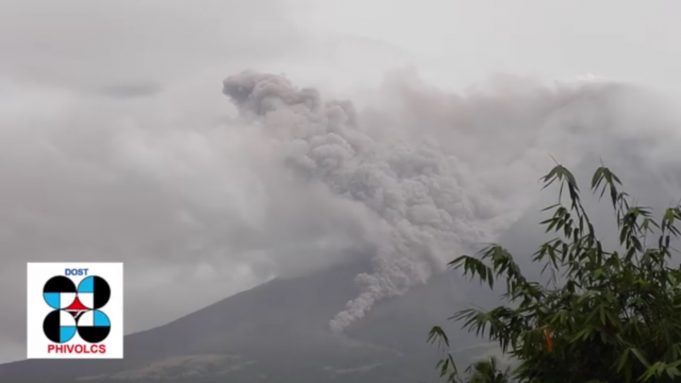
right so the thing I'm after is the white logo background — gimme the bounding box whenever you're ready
[27,262,123,359]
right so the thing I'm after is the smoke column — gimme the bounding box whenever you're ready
[222,71,673,332]
[223,71,519,331]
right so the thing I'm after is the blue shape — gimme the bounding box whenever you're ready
[60,326,76,343]
[93,310,110,327]
[78,276,94,293]
[43,293,60,309]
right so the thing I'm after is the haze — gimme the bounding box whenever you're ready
[2,0,681,363]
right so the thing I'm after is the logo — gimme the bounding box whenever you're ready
[27,263,123,359]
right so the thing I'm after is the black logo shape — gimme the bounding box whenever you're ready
[42,275,111,343]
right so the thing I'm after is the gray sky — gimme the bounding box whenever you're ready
[2,0,681,363]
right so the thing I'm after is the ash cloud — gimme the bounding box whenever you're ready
[223,72,491,331]
[1,68,679,362]
[222,71,681,331]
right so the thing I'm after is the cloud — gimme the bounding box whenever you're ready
[0,0,308,92]
[222,70,681,332]
[2,0,681,366]
[0,76,377,361]
[1,64,680,361]
[99,81,164,99]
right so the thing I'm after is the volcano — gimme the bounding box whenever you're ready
[0,260,491,383]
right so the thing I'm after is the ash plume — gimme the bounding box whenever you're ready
[222,72,544,331]
[223,71,681,332]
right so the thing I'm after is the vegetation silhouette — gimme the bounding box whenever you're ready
[430,164,681,382]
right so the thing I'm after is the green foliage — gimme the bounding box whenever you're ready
[466,357,511,383]
[430,165,681,382]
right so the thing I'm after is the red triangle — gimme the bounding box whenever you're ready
[66,297,88,311]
